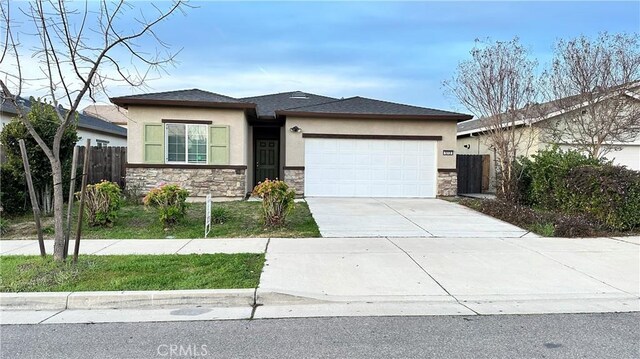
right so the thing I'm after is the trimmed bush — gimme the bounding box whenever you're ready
[252,179,296,227]
[80,180,122,227]
[518,147,601,209]
[143,183,189,227]
[562,165,640,231]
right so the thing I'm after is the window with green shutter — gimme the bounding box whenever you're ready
[209,125,229,165]
[143,123,164,163]
[165,123,208,164]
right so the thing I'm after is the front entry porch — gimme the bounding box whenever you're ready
[252,126,283,187]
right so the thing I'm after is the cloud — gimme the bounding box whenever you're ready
[109,65,404,100]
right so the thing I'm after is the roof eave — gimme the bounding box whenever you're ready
[77,123,127,138]
[276,110,472,121]
[109,98,256,110]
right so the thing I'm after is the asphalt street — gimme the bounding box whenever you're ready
[1,312,638,358]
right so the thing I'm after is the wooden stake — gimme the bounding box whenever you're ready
[63,146,79,260]
[19,139,45,257]
[73,139,91,264]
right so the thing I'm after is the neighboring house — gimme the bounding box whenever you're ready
[1,97,127,148]
[82,104,129,129]
[457,87,640,192]
[111,89,472,199]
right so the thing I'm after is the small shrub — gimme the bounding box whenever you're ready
[0,218,9,235]
[529,222,555,237]
[252,179,296,227]
[42,225,55,235]
[211,206,229,224]
[143,183,189,227]
[79,180,122,227]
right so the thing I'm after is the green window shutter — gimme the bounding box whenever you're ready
[143,123,164,163]
[209,125,229,165]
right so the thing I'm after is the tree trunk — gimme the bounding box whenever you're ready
[51,158,66,261]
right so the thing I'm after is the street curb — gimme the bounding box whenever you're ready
[1,289,255,310]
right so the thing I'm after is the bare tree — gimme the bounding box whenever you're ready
[0,0,189,261]
[542,33,640,159]
[444,38,538,202]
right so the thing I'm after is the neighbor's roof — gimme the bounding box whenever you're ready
[457,81,640,136]
[277,96,473,121]
[1,96,127,138]
[241,91,338,118]
[110,89,256,110]
[82,104,129,126]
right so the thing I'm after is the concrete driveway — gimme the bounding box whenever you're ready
[306,197,534,238]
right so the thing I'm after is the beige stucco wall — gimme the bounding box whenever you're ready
[284,117,459,169]
[126,106,248,165]
[457,126,540,191]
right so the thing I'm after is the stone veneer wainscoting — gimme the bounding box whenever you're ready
[283,167,305,196]
[127,166,247,198]
[437,170,458,197]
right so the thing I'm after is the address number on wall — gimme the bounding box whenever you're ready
[442,150,454,156]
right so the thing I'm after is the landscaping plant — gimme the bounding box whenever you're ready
[518,147,602,208]
[211,206,230,224]
[252,179,296,227]
[80,180,122,227]
[0,165,28,216]
[563,165,640,231]
[143,184,189,227]
[0,218,9,235]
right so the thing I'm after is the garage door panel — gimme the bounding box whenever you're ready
[305,138,437,197]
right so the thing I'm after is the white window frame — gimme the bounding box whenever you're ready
[164,123,209,164]
[96,139,109,148]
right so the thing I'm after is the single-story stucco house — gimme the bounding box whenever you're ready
[110,89,472,199]
[457,84,640,192]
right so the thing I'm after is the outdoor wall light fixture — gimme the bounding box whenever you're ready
[463,144,471,149]
[289,126,302,133]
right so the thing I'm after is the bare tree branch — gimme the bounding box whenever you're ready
[1,0,189,261]
[444,38,538,202]
[542,33,640,159]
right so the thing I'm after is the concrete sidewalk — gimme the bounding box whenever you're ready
[0,238,267,255]
[1,236,639,324]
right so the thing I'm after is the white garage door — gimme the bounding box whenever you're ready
[304,138,437,197]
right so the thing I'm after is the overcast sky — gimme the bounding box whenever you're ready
[8,1,640,113]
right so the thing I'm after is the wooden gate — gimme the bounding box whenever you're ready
[76,146,127,188]
[456,154,489,194]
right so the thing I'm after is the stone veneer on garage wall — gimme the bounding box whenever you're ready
[127,166,246,198]
[437,171,458,197]
[284,168,305,196]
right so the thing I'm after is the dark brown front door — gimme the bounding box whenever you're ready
[255,139,279,185]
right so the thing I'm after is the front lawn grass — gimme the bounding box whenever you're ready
[2,201,320,239]
[0,254,264,292]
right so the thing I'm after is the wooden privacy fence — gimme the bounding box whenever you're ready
[456,154,490,194]
[75,146,127,188]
